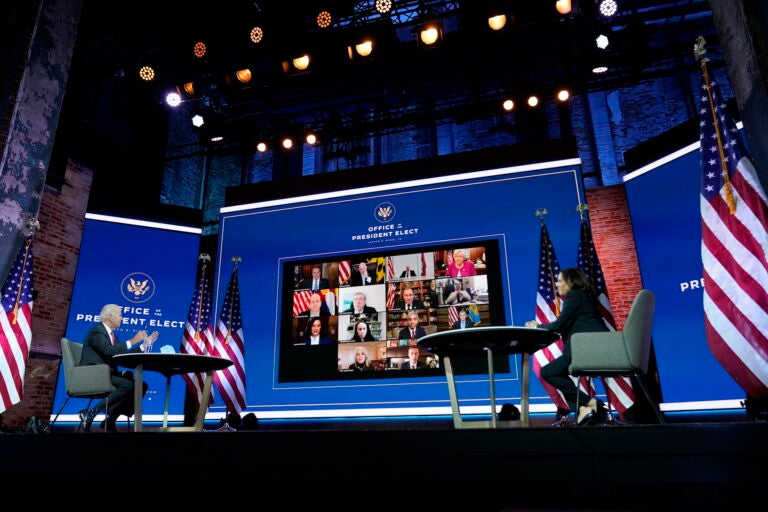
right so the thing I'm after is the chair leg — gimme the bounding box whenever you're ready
[50,397,71,427]
[635,376,665,424]
[601,378,618,425]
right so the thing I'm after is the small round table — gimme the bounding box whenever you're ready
[418,326,559,428]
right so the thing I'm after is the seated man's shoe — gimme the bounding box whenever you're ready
[552,408,571,427]
[78,409,97,432]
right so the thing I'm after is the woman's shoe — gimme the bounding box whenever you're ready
[577,405,595,425]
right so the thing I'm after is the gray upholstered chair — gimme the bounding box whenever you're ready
[569,289,665,424]
[50,338,115,431]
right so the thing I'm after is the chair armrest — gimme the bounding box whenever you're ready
[69,364,113,395]
[569,331,630,374]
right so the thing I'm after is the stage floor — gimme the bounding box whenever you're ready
[3,410,765,510]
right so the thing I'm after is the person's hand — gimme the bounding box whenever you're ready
[525,320,538,328]
[130,330,148,344]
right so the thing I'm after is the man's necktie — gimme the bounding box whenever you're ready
[110,331,116,345]
[411,329,415,338]
[313,280,318,291]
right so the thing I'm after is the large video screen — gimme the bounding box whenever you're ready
[278,241,506,382]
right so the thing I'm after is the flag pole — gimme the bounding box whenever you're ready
[535,208,560,315]
[194,253,211,340]
[695,36,736,214]
[11,218,39,324]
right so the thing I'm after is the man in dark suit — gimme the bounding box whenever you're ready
[394,287,425,310]
[351,261,375,286]
[298,265,330,291]
[400,265,417,278]
[451,308,475,329]
[400,346,425,369]
[398,311,427,340]
[342,291,377,315]
[78,303,157,432]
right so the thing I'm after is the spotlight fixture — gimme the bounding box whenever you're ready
[592,65,608,74]
[235,69,252,83]
[502,98,514,111]
[193,41,207,58]
[555,0,572,15]
[192,114,204,127]
[138,65,155,81]
[211,135,224,142]
[165,91,182,107]
[527,95,539,107]
[250,26,264,44]
[256,141,268,152]
[487,14,507,31]
[598,0,618,17]
[354,39,373,57]
[596,34,610,49]
[418,22,442,46]
[556,89,570,102]
[182,82,195,96]
[306,133,318,145]
[316,10,332,28]
[292,54,310,71]
[281,137,294,149]
[375,0,392,15]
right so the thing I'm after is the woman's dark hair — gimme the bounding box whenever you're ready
[559,267,599,304]
[351,319,376,341]
[303,317,326,338]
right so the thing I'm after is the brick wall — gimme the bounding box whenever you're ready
[0,160,91,431]
[586,185,643,329]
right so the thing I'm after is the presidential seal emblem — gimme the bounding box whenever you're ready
[373,201,396,223]
[120,272,156,303]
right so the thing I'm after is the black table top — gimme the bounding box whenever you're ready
[112,353,233,377]
[417,326,559,356]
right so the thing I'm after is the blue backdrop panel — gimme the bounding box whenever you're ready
[624,144,743,404]
[216,162,587,417]
[52,215,202,418]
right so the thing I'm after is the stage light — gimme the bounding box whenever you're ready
[596,34,609,49]
[281,137,294,149]
[235,69,252,83]
[598,0,618,17]
[250,26,264,44]
[193,41,207,58]
[211,135,223,142]
[316,10,332,28]
[418,23,442,46]
[375,0,392,15]
[502,98,514,111]
[165,91,181,107]
[192,115,204,127]
[138,65,155,81]
[527,95,539,107]
[256,141,267,152]
[292,54,310,71]
[306,133,318,145]
[555,0,572,15]
[487,14,507,31]
[592,65,608,74]
[183,82,195,96]
[355,40,373,57]
[556,89,570,102]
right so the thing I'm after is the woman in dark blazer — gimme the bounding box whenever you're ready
[526,267,609,425]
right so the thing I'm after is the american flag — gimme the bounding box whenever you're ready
[577,215,635,413]
[212,267,247,414]
[386,282,397,310]
[530,221,571,411]
[338,260,351,285]
[699,58,768,399]
[387,257,395,280]
[421,252,427,276]
[448,306,459,325]
[0,238,34,414]
[293,290,312,316]
[181,262,215,410]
